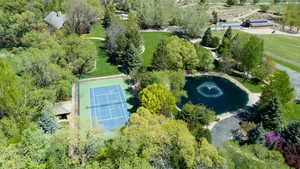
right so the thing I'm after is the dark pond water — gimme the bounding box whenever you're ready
[180,76,249,115]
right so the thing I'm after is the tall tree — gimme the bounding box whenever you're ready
[257,98,283,130]
[122,43,141,73]
[240,35,264,73]
[281,120,300,145]
[201,28,212,47]
[152,36,198,70]
[223,26,232,40]
[64,0,101,34]
[259,70,295,113]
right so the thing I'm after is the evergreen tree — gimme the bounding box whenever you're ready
[223,26,232,40]
[212,11,218,24]
[38,105,59,134]
[258,98,283,130]
[123,43,141,73]
[103,5,115,28]
[248,123,266,145]
[201,28,212,47]
[281,120,300,145]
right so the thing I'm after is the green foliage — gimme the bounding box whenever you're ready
[226,0,237,6]
[221,142,290,169]
[152,36,198,71]
[240,35,264,72]
[194,44,215,71]
[259,70,295,114]
[122,43,141,73]
[224,26,232,40]
[257,98,283,130]
[201,28,212,47]
[64,0,102,34]
[248,123,266,145]
[260,5,270,12]
[136,0,176,28]
[139,84,176,115]
[179,103,216,127]
[97,107,225,169]
[281,120,300,145]
[38,104,59,135]
[179,6,209,38]
[133,70,186,100]
[63,34,97,75]
[283,5,300,30]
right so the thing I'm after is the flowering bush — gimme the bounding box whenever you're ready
[265,131,285,149]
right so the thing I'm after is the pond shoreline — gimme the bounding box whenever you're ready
[186,72,261,130]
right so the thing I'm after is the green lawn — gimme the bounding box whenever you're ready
[141,32,172,67]
[79,40,120,79]
[230,75,263,93]
[213,30,300,69]
[82,22,106,38]
[272,57,300,73]
[283,103,300,123]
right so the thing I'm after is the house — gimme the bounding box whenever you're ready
[214,21,242,30]
[54,101,72,123]
[44,11,66,29]
[243,18,273,29]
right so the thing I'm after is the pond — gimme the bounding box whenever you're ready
[181,76,249,115]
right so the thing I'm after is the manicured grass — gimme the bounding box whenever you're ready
[230,75,263,93]
[79,40,120,79]
[83,22,106,38]
[262,34,300,64]
[283,103,300,123]
[141,32,172,67]
[272,57,300,73]
[213,30,300,66]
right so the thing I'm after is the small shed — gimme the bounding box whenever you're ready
[44,11,66,29]
[54,101,72,122]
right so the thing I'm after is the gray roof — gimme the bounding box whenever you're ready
[54,101,72,115]
[250,22,273,27]
[216,22,241,27]
[248,18,268,23]
[44,11,66,29]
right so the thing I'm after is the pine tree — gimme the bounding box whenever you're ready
[258,98,283,131]
[281,120,300,144]
[223,26,232,40]
[201,28,212,47]
[123,43,141,73]
[248,123,266,145]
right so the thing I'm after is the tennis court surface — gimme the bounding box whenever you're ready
[89,85,129,130]
[78,76,132,132]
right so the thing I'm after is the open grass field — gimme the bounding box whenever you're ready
[141,32,172,67]
[213,30,300,70]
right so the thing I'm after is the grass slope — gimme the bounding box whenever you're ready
[79,40,120,79]
[141,32,172,67]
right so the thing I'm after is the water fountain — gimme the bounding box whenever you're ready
[196,82,223,98]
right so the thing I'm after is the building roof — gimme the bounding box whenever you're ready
[54,101,72,115]
[44,11,66,29]
[248,18,268,23]
[216,22,241,27]
[250,22,273,27]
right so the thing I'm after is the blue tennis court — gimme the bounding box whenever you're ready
[89,85,129,130]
